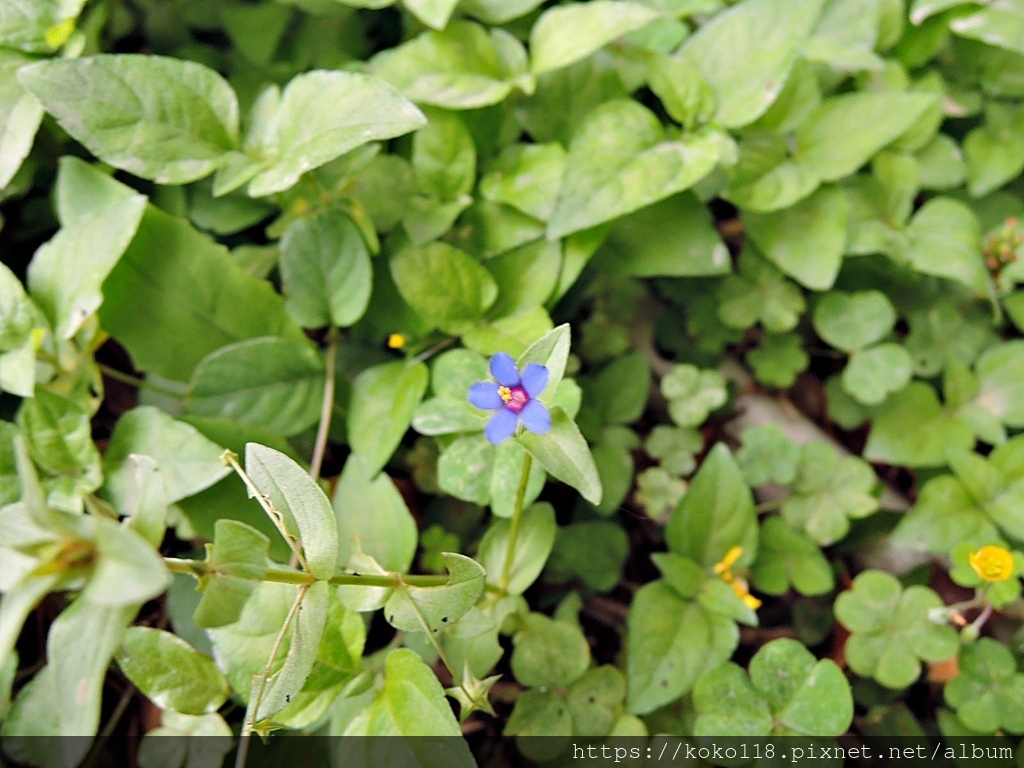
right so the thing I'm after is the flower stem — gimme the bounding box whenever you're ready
[499,452,532,596]
[310,328,339,483]
[95,362,185,400]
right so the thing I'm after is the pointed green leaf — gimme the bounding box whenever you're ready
[27,158,147,339]
[518,406,602,504]
[547,100,723,238]
[680,0,827,128]
[333,454,417,572]
[194,519,270,629]
[666,443,757,568]
[245,443,339,580]
[103,406,229,508]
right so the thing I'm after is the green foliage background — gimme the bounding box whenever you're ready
[2,0,1024,762]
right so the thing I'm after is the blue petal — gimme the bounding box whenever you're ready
[468,382,503,410]
[489,351,520,387]
[484,408,518,444]
[520,400,551,435]
[520,363,549,398]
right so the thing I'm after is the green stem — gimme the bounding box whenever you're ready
[164,557,454,589]
[310,328,339,483]
[499,453,532,596]
[95,362,185,400]
[755,498,783,514]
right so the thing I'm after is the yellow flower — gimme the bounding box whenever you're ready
[969,545,1015,582]
[387,333,406,349]
[713,546,744,578]
[730,578,763,610]
[713,546,761,610]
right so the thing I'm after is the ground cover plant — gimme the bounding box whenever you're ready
[2,0,1024,765]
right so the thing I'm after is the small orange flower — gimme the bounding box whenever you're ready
[969,545,1015,582]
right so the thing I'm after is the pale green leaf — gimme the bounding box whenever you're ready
[384,552,485,633]
[478,502,555,595]
[27,157,146,338]
[333,454,417,572]
[348,361,429,476]
[185,337,325,437]
[744,185,848,290]
[117,627,228,715]
[103,406,229,508]
[0,50,43,190]
[626,581,738,714]
[244,443,339,580]
[245,71,425,197]
[280,211,372,328]
[813,290,896,353]
[680,0,827,128]
[391,242,497,335]
[19,55,238,184]
[547,100,723,238]
[666,443,757,567]
[253,580,330,724]
[530,2,659,76]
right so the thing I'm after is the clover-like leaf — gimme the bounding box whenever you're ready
[781,441,878,545]
[748,332,809,388]
[645,425,703,477]
[661,364,728,428]
[841,343,913,406]
[717,250,806,333]
[893,441,1024,553]
[752,517,834,597]
[735,424,800,487]
[635,467,687,520]
[944,638,1024,734]
[694,638,852,736]
[813,290,896,353]
[835,570,958,689]
[864,382,975,468]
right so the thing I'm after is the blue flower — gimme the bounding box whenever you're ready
[468,352,552,445]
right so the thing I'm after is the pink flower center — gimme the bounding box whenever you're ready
[500,385,529,413]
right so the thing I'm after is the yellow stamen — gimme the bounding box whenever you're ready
[387,333,406,349]
[498,386,512,404]
[969,545,1015,582]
